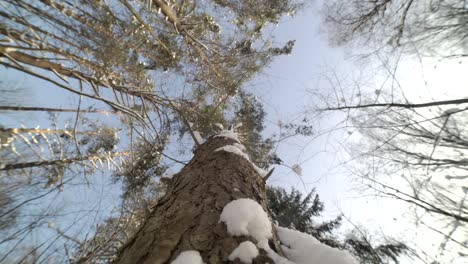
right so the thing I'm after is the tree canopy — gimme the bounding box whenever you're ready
[0,0,302,262]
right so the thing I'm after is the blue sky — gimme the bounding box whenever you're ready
[1,1,467,263]
[244,2,467,263]
[246,3,363,217]
[0,0,410,259]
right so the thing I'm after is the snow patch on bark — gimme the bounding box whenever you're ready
[215,129,240,142]
[215,144,267,177]
[251,163,267,177]
[220,198,272,242]
[171,250,204,264]
[277,226,357,264]
[193,131,204,144]
[233,142,246,151]
[215,145,250,160]
[229,241,259,264]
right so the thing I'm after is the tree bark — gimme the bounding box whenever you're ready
[114,136,283,263]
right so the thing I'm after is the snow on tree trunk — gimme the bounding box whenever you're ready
[114,135,283,263]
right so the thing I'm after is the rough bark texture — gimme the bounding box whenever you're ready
[114,136,283,263]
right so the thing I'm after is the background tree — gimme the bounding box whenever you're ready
[267,186,409,264]
[325,0,467,57]
[315,0,468,262]
[344,106,468,260]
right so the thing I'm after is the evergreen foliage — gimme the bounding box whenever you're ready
[267,186,341,238]
[267,186,409,264]
[345,238,409,264]
[234,92,281,169]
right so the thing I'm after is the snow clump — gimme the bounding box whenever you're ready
[220,198,272,242]
[257,239,294,264]
[277,226,357,264]
[219,199,356,264]
[229,241,259,264]
[171,250,204,264]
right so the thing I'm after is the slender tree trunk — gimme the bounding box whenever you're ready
[0,152,128,171]
[0,105,119,115]
[114,135,283,263]
[0,127,102,136]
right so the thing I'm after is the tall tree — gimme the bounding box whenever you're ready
[114,131,278,263]
[114,130,357,264]
[66,89,296,263]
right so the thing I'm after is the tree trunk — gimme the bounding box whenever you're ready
[114,135,283,263]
